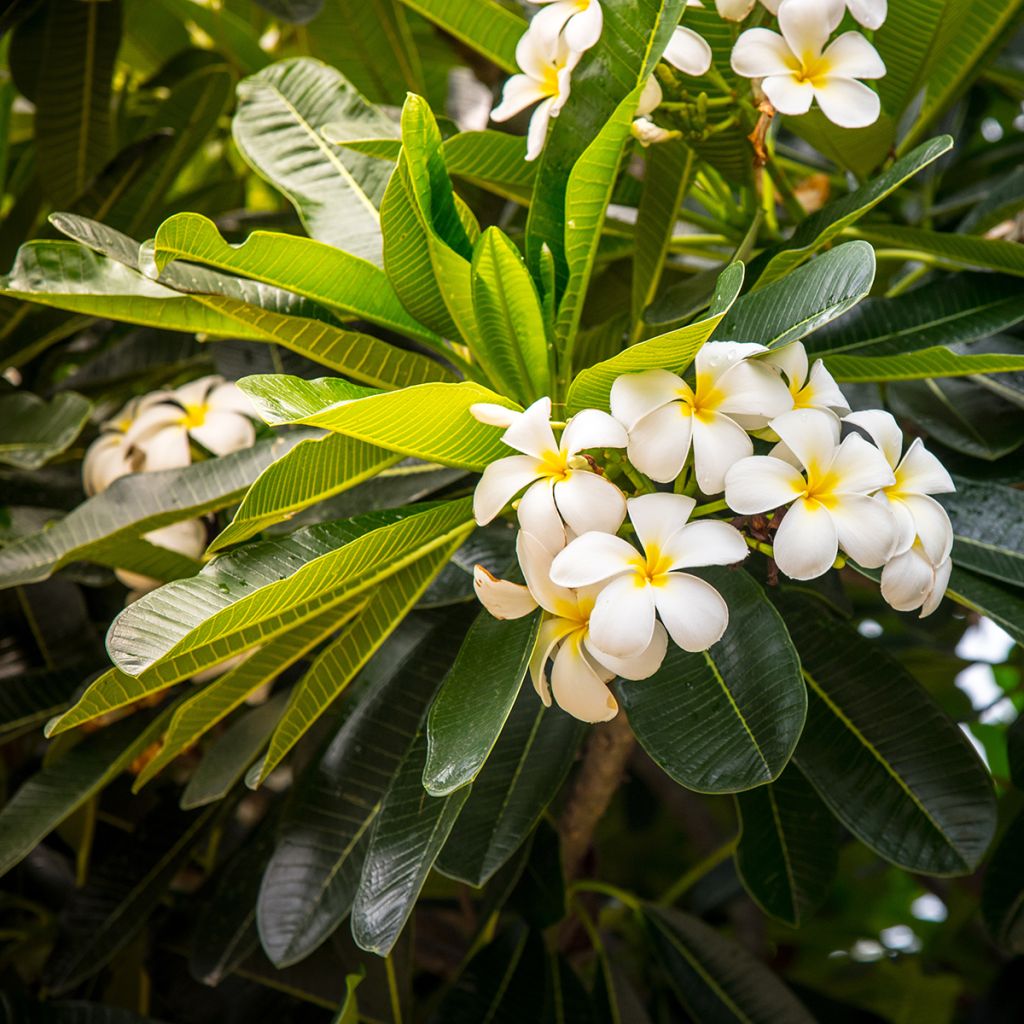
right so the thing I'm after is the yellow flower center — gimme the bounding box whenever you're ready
[538,448,571,482]
[794,52,833,88]
[181,402,209,430]
[631,543,673,587]
[678,374,725,421]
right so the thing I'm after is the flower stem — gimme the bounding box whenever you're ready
[690,499,730,519]
[658,838,737,906]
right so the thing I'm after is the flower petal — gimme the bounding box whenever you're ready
[664,520,749,571]
[627,492,696,553]
[778,0,842,61]
[174,375,219,408]
[822,31,886,79]
[715,359,795,419]
[829,433,896,494]
[627,402,694,483]
[637,75,663,116]
[716,0,757,19]
[762,74,815,116]
[880,547,934,613]
[588,573,657,659]
[773,497,839,579]
[208,380,255,417]
[764,341,809,393]
[83,435,136,495]
[136,424,192,472]
[731,28,797,78]
[526,0,578,51]
[610,368,683,429]
[190,410,255,456]
[654,572,730,652]
[562,408,628,455]
[587,621,668,681]
[473,455,542,524]
[491,74,549,122]
[564,0,603,52]
[885,495,918,557]
[691,411,754,494]
[551,634,619,723]
[530,617,577,706]
[695,341,766,385]
[501,396,555,458]
[829,492,897,568]
[516,478,566,553]
[473,565,538,619]
[812,77,881,130]
[847,0,887,30]
[921,557,951,618]
[725,455,805,514]
[896,438,954,496]
[663,26,712,76]
[771,408,840,476]
[526,95,557,161]
[517,530,578,618]
[844,409,902,469]
[550,531,639,588]
[902,493,954,565]
[800,359,850,413]
[554,470,627,537]
[471,402,520,428]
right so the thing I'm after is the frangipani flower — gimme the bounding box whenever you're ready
[844,410,955,564]
[842,0,887,31]
[725,408,898,580]
[880,545,952,619]
[550,493,748,660]
[610,343,794,493]
[716,0,779,20]
[473,396,628,543]
[631,76,679,146]
[731,0,885,128]
[491,31,581,161]
[763,341,850,416]
[115,519,207,596]
[663,24,713,77]
[525,0,604,53]
[125,376,257,469]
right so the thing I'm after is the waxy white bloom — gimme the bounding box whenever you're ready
[763,341,850,416]
[125,375,256,469]
[663,25,713,77]
[550,493,748,660]
[631,76,678,146]
[115,518,207,596]
[716,0,779,21]
[473,396,628,548]
[844,410,955,564]
[525,0,604,54]
[880,545,952,618]
[611,343,794,493]
[731,0,885,128]
[491,31,582,161]
[725,408,897,580]
[840,0,887,31]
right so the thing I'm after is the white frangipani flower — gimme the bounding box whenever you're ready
[125,376,256,469]
[491,31,581,161]
[525,0,604,54]
[763,341,850,416]
[663,24,713,77]
[842,0,887,31]
[610,343,794,493]
[731,0,886,128]
[844,409,955,564]
[725,408,898,580]
[716,0,779,20]
[550,493,748,660]
[631,76,678,146]
[473,396,628,545]
[880,545,952,619]
[115,518,207,596]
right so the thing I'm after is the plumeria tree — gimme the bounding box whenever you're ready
[1,0,1024,1020]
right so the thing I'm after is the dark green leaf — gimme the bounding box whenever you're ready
[0,391,91,470]
[946,566,1024,647]
[981,810,1024,954]
[942,477,1024,587]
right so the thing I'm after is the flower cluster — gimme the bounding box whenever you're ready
[492,0,888,162]
[471,341,955,723]
[83,375,257,595]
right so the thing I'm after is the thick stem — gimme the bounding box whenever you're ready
[559,713,636,878]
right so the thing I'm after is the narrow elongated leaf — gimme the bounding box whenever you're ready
[856,225,1024,276]
[734,764,838,927]
[566,262,743,413]
[618,567,806,794]
[239,375,518,470]
[233,58,397,261]
[825,346,1024,381]
[0,661,99,737]
[210,433,402,551]
[257,612,460,966]
[714,243,875,348]
[643,906,816,1024]
[437,684,585,886]
[424,609,541,796]
[351,731,471,954]
[395,0,525,73]
[0,391,91,469]
[777,591,997,875]
[0,435,304,590]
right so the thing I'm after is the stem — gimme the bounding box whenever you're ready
[385,955,403,1024]
[559,713,636,878]
[690,499,730,519]
[620,460,655,495]
[658,838,737,906]
[885,263,931,298]
[569,879,643,910]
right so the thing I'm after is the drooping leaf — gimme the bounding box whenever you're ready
[856,225,1024,277]
[0,391,91,470]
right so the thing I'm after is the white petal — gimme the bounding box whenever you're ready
[551,634,619,723]
[587,621,667,680]
[471,402,520,428]
[800,360,850,413]
[502,396,556,458]
[880,547,934,613]
[730,28,796,78]
[174,375,219,409]
[822,31,886,79]
[691,412,753,494]
[526,96,557,161]
[589,573,657,659]
[610,368,683,429]
[885,495,918,556]
[663,26,712,77]
[627,492,696,553]
[773,498,839,580]
[828,433,896,494]
[847,0,886,30]
[762,74,815,116]
[207,380,255,417]
[517,530,578,618]
[637,75,663,116]
[715,360,795,419]
[136,424,192,472]
[124,402,187,446]
[83,435,136,495]
[144,518,206,558]
[474,455,542,524]
[473,565,538,619]
[562,408,628,455]
[902,494,954,565]
[829,492,897,568]
[516,478,566,553]
[844,409,902,470]
[695,341,767,385]
[760,0,781,11]
[654,573,730,652]
[564,0,603,52]
[664,520,749,571]
[896,438,954,496]
[554,470,627,537]
[515,24,557,79]
[550,531,638,588]
[921,557,951,618]
[778,0,842,61]
[491,74,549,122]
[530,617,577,706]
[190,410,255,456]
[626,402,693,483]
[764,342,809,392]
[725,455,805,514]
[526,0,577,51]
[716,0,757,19]
[771,408,840,476]
[812,77,880,129]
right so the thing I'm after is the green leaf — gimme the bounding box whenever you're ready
[395,0,526,73]
[471,227,551,404]
[826,346,1024,381]
[946,566,1024,647]
[0,391,91,470]
[436,684,585,887]
[715,242,876,349]
[777,591,997,875]
[942,479,1024,588]
[233,58,397,262]
[332,971,365,1024]
[156,0,269,74]
[444,130,535,203]
[734,764,838,927]
[0,660,99,738]
[856,225,1024,276]
[617,567,806,794]
[754,137,952,288]
[566,262,743,413]
[351,731,471,955]
[239,375,519,471]
[0,434,305,590]
[424,609,541,797]
[643,905,816,1024]
[210,432,402,551]
[981,810,1024,953]
[257,612,458,966]
[874,0,946,117]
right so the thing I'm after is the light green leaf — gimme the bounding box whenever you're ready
[395,0,526,73]
[825,346,1024,381]
[856,224,1024,276]
[156,0,269,74]
[0,391,91,469]
[332,972,365,1024]
[566,261,743,413]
